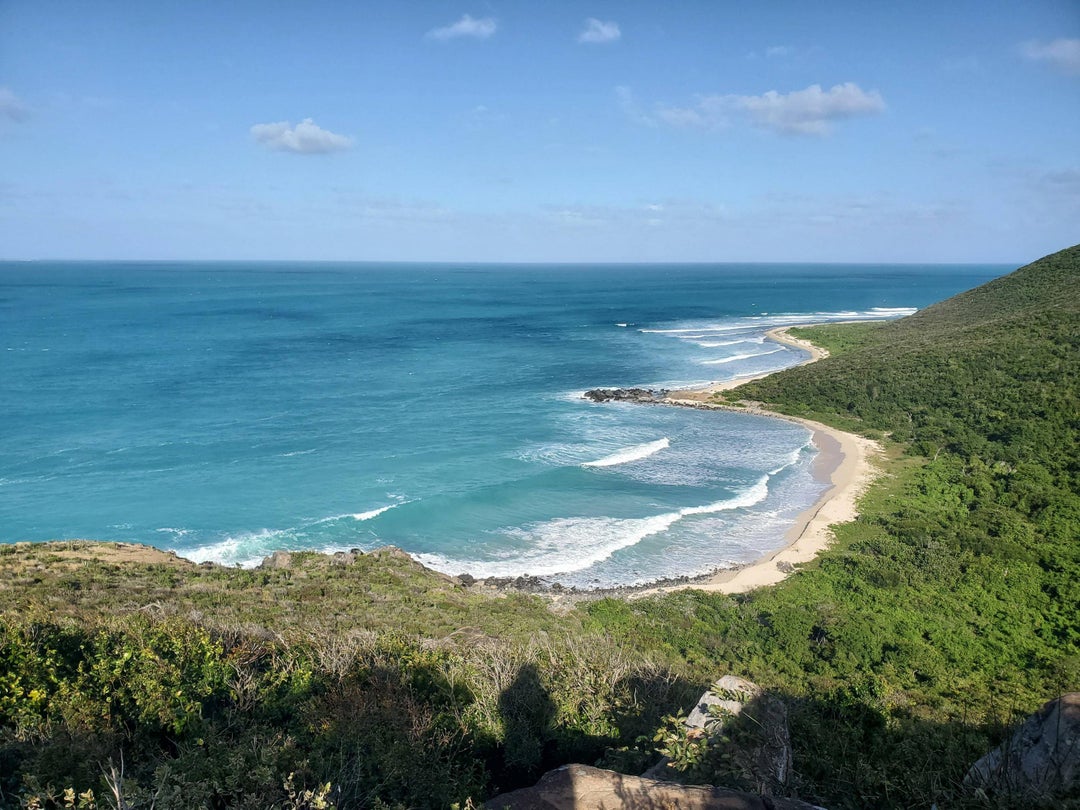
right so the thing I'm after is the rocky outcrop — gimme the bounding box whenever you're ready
[261,550,293,569]
[487,764,825,809]
[644,676,793,798]
[584,388,669,404]
[964,692,1080,802]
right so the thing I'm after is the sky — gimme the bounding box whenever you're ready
[1,1,1078,263]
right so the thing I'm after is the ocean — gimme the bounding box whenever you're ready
[0,261,1008,588]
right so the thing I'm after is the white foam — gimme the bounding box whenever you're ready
[350,504,399,521]
[640,326,744,334]
[314,502,404,523]
[415,476,770,579]
[583,437,670,468]
[701,348,785,365]
[692,337,764,348]
[155,526,192,537]
[768,441,811,475]
[642,308,917,344]
[183,528,290,568]
[615,322,629,327]
[414,512,680,578]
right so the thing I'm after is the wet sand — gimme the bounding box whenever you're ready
[632,326,881,597]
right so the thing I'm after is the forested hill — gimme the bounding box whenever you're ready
[898,243,1080,331]
[737,244,1080,473]
[1,247,1077,810]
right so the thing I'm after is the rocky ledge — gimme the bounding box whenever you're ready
[584,387,670,403]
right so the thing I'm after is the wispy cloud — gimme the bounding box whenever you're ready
[765,45,792,58]
[650,82,885,136]
[1019,38,1080,75]
[427,14,497,41]
[0,87,28,122]
[579,18,620,44]
[250,118,353,154]
[615,86,655,126]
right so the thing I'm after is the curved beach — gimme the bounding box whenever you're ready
[636,326,881,597]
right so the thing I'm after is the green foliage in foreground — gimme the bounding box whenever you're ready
[2,245,1078,808]
[0,606,684,808]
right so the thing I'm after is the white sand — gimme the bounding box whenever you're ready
[635,326,882,597]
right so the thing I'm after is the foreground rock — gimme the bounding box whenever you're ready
[644,676,794,797]
[964,692,1080,802]
[487,764,825,809]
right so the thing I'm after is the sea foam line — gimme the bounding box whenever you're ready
[315,502,405,523]
[692,337,765,348]
[768,440,812,476]
[582,437,670,468]
[414,475,770,580]
[640,325,745,334]
[350,504,399,521]
[701,348,785,365]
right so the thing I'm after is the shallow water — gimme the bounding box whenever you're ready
[0,261,1007,587]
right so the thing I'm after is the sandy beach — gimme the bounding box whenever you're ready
[634,326,881,597]
[663,325,830,402]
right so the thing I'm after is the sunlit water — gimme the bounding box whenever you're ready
[0,261,1007,587]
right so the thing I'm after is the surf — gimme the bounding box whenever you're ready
[582,438,670,468]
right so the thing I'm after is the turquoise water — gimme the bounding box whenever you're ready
[0,261,1007,587]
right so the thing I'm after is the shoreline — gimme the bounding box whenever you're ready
[15,327,880,601]
[611,325,881,598]
[663,324,829,402]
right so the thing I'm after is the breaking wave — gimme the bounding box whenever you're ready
[582,438,670,468]
[414,475,769,580]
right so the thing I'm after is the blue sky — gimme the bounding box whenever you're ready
[1,1,1077,262]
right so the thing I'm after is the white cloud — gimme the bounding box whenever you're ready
[654,83,885,136]
[250,118,352,154]
[0,87,28,121]
[1020,38,1080,75]
[579,18,620,44]
[737,83,885,134]
[765,45,792,58]
[427,14,497,41]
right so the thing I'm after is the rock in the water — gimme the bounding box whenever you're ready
[964,692,1080,802]
[584,387,669,404]
[644,675,793,798]
[488,764,825,809]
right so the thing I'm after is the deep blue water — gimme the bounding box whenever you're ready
[0,261,1008,587]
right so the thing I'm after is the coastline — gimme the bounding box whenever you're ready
[630,325,881,598]
[14,326,879,601]
[664,325,829,402]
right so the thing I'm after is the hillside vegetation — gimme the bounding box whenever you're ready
[1,246,1078,809]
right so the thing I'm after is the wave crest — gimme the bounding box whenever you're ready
[582,438,670,468]
[415,475,770,580]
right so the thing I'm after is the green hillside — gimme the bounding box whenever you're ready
[1,246,1078,809]
[736,245,1080,466]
